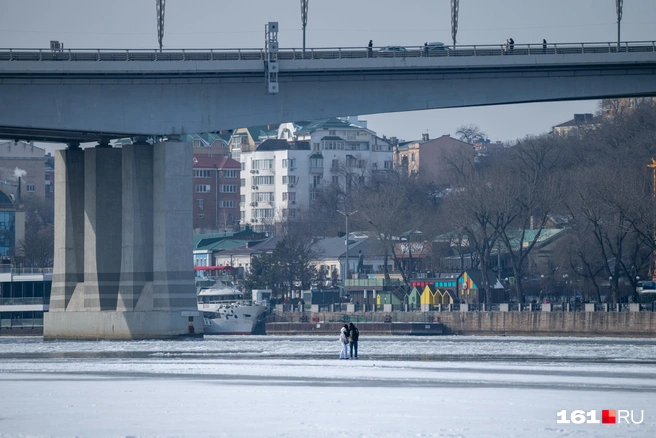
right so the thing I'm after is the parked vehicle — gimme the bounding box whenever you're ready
[378,46,407,53]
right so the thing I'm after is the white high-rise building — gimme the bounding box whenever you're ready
[238,117,394,233]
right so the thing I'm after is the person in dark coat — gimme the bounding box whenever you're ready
[542,39,547,54]
[367,40,373,57]
[509,38,514,53]
[348,322,359,359]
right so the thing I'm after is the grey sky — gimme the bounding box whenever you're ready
[1,0,655,145]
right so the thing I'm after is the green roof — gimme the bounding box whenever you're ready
[296,118,353,134]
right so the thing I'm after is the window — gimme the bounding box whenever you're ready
[313,143,320,151]
[358,160,365,168]
[198,214,204,218]
[332,159,339,169]
[196,185,210,193]
[282,192,296,201]
[240,194,246,203]
[194,170,211,178]
[220,200,236,208]
[282,175,297,184]
[312,175,322,187]
[254,208,275,218]
[220,185,237,193]
[255,192,274,202]
[282,158,296,169]
[240,178,246,187]
[197,199,204,210]
[384,160,393,169]
[332,176,339,185]
[253,176,274,185]
[252,159,274,170]
[222,170,237,178]
[411,153,416,162]
[26,185,35,192]
[310,156,323,168]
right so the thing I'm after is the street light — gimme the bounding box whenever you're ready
[337,209,357,295]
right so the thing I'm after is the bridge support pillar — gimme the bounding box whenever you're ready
[45,140,201,340]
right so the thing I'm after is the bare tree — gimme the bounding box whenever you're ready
[455,124,487,144]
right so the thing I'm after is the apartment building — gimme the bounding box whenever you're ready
[237,118,393,233]
[193,155,241,232]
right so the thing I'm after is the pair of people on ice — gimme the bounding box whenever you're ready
[339,323,359,359]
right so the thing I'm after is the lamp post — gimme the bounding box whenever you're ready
[337,209,357,295]
[616,0,623,51]
[300,0,309,56]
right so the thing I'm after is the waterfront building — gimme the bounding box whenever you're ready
[237,118,394,233]
[192,155,241,232]
[0,265,51,334]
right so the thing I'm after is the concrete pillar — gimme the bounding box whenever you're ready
[542,303,552,312]
[500,303,509,312]
[585,303,596,312]
[117,143,154,311]
[83,147,123,311]
[152,140,196,310]
[50,149,85,311]
[45,140,202,340]
[630,303,640,312]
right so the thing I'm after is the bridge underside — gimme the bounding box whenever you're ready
[0,53,655,141]
[44,140,202,340]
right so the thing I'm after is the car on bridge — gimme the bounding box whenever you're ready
[378,46,407,53]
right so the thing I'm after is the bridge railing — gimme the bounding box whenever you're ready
[0,41,654,62]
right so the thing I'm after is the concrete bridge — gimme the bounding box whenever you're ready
[0,41,655,142]
[1,41,655,339]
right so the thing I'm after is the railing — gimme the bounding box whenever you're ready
[345,278,405,287]
[0,297,46,306]
[273,301,656,314]
[0,318,44,328]
[0,41,654,63]
[0,266,53,274]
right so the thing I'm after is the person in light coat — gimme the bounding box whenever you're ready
[339,325,349,359]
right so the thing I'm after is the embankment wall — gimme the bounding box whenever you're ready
[266,311,656,337]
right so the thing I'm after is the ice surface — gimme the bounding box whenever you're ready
[0,335,654,437]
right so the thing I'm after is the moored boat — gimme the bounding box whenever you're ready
[197,280,268,335]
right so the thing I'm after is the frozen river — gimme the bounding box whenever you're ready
[1,335,655,437]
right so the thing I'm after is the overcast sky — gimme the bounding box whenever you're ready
[1,0,655,146]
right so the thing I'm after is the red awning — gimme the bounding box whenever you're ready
[194,266,235,271]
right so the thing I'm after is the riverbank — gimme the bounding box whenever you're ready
[264,310,656,337]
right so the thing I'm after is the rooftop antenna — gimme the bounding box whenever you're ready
[451,0,459,49]
[156,0,166,51]
[300,0,309,56]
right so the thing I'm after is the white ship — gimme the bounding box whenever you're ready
[197,280,268,335]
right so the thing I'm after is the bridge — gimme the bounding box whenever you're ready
[2,40,655,340]
[1,40,655,142]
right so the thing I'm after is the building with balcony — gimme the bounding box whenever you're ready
[238,118,393,233]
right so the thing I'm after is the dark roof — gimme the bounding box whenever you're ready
[320,136,344,141]
[255,139,310,151]
[193,155,240,169]
[216,236,285,256]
